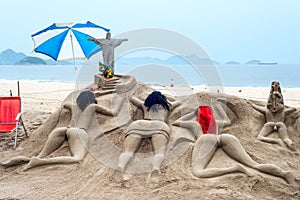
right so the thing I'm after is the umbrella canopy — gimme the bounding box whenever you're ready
[31,21,110,61]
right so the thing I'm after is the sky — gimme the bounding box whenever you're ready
[0,0,299,64]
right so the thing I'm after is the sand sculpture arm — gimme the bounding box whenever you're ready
[170,100,181,110]
[92,96,124,119]
[88,38,104,46]
[94,104,114,116]
[130,96,144,109]
[284,107,296,115]
[172,112,202,139]
[113,39,128,47]
[111,95,125,116]
[248,101,266,114]
[63,102,73,111]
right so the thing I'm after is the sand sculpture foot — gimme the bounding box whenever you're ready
[284,171,297,185]
[22,157,40,171]
[235,164,253,177]
[148,169,161,184]
[111,167,126,184]
[0,156,30,168]
[147,169,161,188]
[287,141,297,152]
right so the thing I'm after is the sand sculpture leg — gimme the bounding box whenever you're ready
[221,134,296,184]
[22,128,88,171]
[192,134,250,178]
[113,133,168,183]
[192,134,296,184]
[0,127,69,168]
[0,156,30,168]
[113,134,143,182]
[276,122,296,151]
[257,122,284,146]
[149,134,168,182]
[37,127,69,158]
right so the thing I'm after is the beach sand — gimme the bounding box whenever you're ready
[0,80,299,199]
[1,80,299,113]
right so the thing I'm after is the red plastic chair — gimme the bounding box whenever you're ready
[0,96,27,148]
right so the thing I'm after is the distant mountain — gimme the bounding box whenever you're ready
[165,55,217,65]
[116,57,163,65]
[245,59,260,65]
[116,54,218,65]
[0,49,26,65]
[163,55,187,64]
[16,56,47,65]
[0,48,266,66]
[0,49,73,65]
[46,59,72,65]
[225,61,240,64]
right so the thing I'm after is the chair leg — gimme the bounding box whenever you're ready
[20,117,28,137]
[14,122,18,149]
[13,118,28,149]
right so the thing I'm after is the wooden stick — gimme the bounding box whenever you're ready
[17,81,20,96]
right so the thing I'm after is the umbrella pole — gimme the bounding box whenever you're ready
[69,30,78,90]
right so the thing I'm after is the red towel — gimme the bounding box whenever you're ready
[196,106,217,134]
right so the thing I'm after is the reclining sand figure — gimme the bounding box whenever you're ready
[113,91,181,183]
[172,106,296,185]
[1,90,115,171]
[248,81,297,151]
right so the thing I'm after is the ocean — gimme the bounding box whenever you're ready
[0,64,299,88]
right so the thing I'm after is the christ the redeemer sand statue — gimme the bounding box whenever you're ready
[88,32,128,74]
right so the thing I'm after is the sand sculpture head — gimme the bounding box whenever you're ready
[76,90,96,111]
[144,91,170,111]
[267,81,284,113]
[106,32,111,39]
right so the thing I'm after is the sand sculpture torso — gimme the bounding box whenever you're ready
[126,99,170,138]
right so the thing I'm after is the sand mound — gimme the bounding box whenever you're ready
[0,80,299,200]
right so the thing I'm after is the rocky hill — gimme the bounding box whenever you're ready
[0,49,27,65]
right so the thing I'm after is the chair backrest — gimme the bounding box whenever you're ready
[0,96,21,132]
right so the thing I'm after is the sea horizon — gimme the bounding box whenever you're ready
[0,64,299,88]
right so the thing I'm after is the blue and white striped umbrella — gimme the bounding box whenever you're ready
[31,21,110,61]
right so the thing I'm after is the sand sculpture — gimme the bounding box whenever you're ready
[0,90,118,170]
[172,106,296,185]
[248,81,297,151]
[113,91,181,183]
[1,73,299,199]
[88,32,128,74]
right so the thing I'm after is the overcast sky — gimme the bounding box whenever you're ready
[0,0,299,63]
